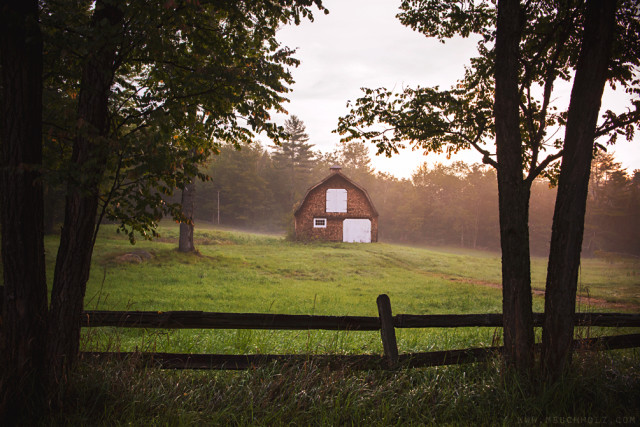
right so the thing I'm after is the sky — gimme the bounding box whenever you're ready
[264,0,640,179]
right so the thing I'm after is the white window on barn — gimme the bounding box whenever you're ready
[326,189,347,213]
[313,218,327,228]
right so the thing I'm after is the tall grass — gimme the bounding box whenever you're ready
[44,350,639,426]
[32,224,640,424]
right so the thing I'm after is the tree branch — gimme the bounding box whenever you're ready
[527,149,563,183]
[594,109,640,138]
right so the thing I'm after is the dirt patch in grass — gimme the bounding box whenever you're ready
[103,250,155,265]
[152,236,235,246]
[195,237,236,245]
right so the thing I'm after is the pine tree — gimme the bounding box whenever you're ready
[272,116,316,208]
[335,140,374,185]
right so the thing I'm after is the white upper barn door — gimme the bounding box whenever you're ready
[326,189,347,213]
[343,219,371,243]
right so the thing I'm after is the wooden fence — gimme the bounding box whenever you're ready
[80,294,640,370]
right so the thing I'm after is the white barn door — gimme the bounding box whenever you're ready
[342,219,371,243]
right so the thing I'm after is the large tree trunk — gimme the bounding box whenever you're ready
[0,0,48,421]
[542,0,617,380]
[47,0,122,389]
[179,181,196,252]
[494,0,534,372]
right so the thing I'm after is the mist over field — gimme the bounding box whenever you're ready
[68,139,637,258]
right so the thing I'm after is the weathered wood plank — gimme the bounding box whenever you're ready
[394,312,640,328]
[399,346,501,368]
[79,334,640,371]
[377,294,399,367]
[394,313,505,328]
[573,313,640,327]
[82,310,381,330]
[81,310,640,330]
[571,333,640,351]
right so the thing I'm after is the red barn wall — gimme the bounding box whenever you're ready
[294,173,378,242]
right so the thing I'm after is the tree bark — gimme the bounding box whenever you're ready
[494,0,534,372]
[0,0,48,421]
[179,181,196,252]
[542,0,617,380]
[47,0,123,389]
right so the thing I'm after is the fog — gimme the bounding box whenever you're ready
[189,142,639,257]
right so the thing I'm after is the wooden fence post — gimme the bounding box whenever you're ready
[377,294,399,368]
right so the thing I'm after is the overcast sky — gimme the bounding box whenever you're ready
[265,0,640,179]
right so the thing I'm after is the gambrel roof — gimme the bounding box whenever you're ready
[294,170,378,217]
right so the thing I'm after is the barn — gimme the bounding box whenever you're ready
[294,166,378,242]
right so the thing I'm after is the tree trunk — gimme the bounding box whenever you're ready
[0,0,48,421]
[47,0,123,390]
[494,0,534,372]
[179,181,196,252]
[542,0,617,380]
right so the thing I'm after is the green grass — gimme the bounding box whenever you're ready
[72,223,640,313]
[42,222,636,356]
[33,224,640,425]
[47,351,639,426]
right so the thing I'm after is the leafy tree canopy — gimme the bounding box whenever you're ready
[335,0,640,184]
[41,0,327,241]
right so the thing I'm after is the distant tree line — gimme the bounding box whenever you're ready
[42,116,639,258]
[164,121,639,257]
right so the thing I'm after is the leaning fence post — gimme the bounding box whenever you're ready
[377,294,399,368]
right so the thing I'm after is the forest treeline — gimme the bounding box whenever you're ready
[175,118,639,257]
[191,145,639,257]
[43,117,639,257]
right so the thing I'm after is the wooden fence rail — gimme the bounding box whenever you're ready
[81,309,640,329]
[79,294,640,370]
[81,335,640,371]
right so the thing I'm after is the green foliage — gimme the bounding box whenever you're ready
[336,84,494,162]
[192,117,347,231]
[398,0,494,41]
[336,0,640,184]
[271,115,317,208]
[584,152,640,255]
[197,143,276,229]
[39,0,327,242]
[408,162,499,249]
[174,141,639,256]
[336,140,373,174]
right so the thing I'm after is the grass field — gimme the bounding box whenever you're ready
[43,222,637,356]
[73,223,640,313]
[38,223,640,425]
